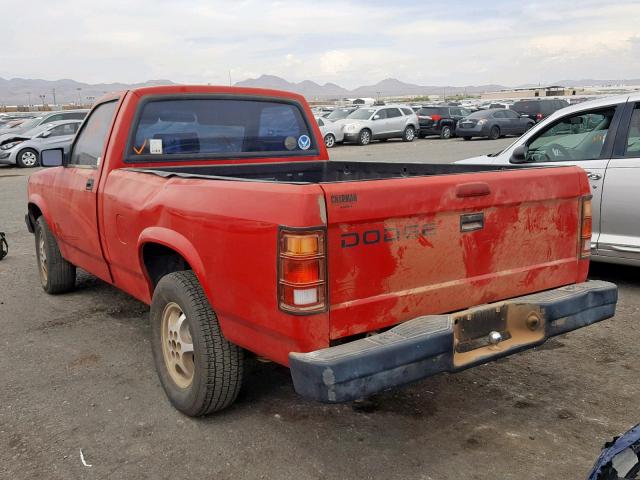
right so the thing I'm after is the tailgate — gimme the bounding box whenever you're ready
[321,167,589,339]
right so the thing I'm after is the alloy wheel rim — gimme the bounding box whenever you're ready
[22,151,37,166]
[38,234,47,284]
[325,135,334,147]
[161,302,195,389]
[362,131,370,144]
[406,128,415,140]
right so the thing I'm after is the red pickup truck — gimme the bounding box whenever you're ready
[26,85,617,416]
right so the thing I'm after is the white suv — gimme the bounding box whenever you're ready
[337,105,419,145]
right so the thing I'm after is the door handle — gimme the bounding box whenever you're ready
[585,171,602,180]
[460,212,484,232]
[85,178,95,191]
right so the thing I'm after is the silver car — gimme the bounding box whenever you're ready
[315,116,344,148]
[456,93,640,266]
[0,110,87,142]
[337,105,419,145]
[0,120,82,167]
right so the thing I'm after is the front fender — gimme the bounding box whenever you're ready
[27,194,56,235]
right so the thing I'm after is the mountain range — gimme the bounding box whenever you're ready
[1,75,639,106]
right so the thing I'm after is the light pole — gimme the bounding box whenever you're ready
[76,87,82,106]
[39,94,46,110]
[52,88,57,107]
[27,91,32,109]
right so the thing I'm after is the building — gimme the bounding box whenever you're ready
[481,86,584,100]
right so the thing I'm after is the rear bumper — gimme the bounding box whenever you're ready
[289,280,617,403]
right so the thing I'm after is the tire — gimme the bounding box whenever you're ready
[324,133,336,148]
[440,125,452,139]
[151,271,243,416]
[463,136,472,141]
[34,216,76,294]
[402,126,416,142]
[16,148,39,168]
[357,129,371,146]
[488,126,500,140]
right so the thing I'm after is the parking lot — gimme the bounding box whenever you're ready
[1,136,637,479]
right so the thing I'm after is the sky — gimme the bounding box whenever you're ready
[2,0,640,88]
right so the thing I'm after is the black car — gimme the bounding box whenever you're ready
[511,98,569,122]
[416,105,472,139]
[455,108,535,140]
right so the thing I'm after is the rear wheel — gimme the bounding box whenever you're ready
[34,217,76,294]
[488,126,500,140]
[357,129,371,146]
[17,148,39,168]
[151,271,243,416]
[402,126,416,142]
[440,125,452,139]
[324,133,336,148]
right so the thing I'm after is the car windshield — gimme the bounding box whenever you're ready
[129,98,315,159]
[13,117,42,131]
[326,109,353,121]
[346,108,376,120]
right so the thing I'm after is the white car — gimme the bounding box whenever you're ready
[315,116,344,148]
[456,93,640,266]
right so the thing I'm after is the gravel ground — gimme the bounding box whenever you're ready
[0,137,637,479]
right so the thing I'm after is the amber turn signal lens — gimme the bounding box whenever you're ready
[580,196,592,258]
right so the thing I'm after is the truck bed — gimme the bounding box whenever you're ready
[127,160,522,184]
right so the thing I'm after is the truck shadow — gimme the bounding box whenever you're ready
[588,262,638,287]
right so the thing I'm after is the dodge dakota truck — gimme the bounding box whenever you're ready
[26,85,617,416]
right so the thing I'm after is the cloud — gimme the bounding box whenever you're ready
[0,0,639,87]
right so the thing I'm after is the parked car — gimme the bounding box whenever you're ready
[456,93,640,267]
[456,108,535,140]
[338,105,418,145]
[511,98,569,122]
[26,85,616,416]
[315,116,343,148]
[0,110,88,141]
[415,105,472,139]
[0,120,82,167]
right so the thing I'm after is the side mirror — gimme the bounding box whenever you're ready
[40,131,51,138]
[510,145,528,164]
[40,148,64,167]
[373,115,380,120]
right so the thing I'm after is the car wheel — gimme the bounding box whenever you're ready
[358,129,371,146]
[17,148,39,168]
[440,126,452,139]
[488,126,500,140]
[151,271,244,416]
[34,216,76,294]
[324,133,336,148]
[463,136,472,141]
[402,126,416,142]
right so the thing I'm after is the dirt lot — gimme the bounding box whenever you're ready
[0,137,637,479]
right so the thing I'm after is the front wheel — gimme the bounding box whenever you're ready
[488,126,501,140]
[440,125,452,139]
[17,148,39,168]
[151,271,243,416]
[324,133,336,148]
[402,126,416,142]
[34,216,76,294]
[357,129,371,146]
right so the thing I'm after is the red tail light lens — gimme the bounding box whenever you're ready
[431,114,442,122]
[278,228,327,313]
[580,196,592,259]
[536,113,543,120]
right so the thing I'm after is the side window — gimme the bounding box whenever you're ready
[385,108,402,118]
[625,105,640,157]
[317,119,324,127]
[69,102,117,167]
[504,110,519,119]
[66,112,88,120]
[493,110,506,118]
[48,124,73,137]
[526,107,616,162]
[374,109,388,120]
[401,107,413,116]
[450,108,462,116]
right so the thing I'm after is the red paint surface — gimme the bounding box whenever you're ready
[27,85,591,366]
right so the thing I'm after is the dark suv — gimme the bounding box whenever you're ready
[511,99,569,122]
[416,106,472,139]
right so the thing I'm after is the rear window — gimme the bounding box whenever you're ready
[512,101,539,113]
[128,98,316,160]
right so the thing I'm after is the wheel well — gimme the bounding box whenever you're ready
[28,203,43,220]
[142,243,192,288]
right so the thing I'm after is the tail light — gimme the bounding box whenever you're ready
[536,113,543,121]
[278,227,327,313]
[579,195,592,259]
[431,114,442,122]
